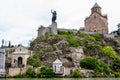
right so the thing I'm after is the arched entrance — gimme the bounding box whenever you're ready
[18,57,22,67]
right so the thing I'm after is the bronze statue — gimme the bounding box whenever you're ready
[51,10,57,23]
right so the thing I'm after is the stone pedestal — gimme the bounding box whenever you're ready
[49,22,57,35]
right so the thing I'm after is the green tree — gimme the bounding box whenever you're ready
[27,57,41,67]
[27,51,41,67]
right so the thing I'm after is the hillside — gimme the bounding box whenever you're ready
[29,30,120,77]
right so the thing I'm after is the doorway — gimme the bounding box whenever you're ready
[18,57,22,67]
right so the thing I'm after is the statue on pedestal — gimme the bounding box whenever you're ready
[37,10,58,36]
[51,10,57,23]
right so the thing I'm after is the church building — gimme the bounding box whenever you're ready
[84,2,108,34]
[11,45,32,68]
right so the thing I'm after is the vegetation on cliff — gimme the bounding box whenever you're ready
[73,68,82,78]
[29,30,120,77]
[80,56,112,74]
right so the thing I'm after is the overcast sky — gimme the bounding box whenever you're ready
[0,0,120,46]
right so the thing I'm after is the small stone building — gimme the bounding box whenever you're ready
[11,45,32,68]
[85,2,108,34]
[0,49,6,77]
[53,59,64,75]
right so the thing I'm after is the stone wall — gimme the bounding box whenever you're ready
[38,22,57,36]
[8,68,27,77]
[104,34,116,38]
[37,26,46,36]
[63,67,73,77]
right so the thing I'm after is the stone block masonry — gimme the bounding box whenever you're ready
[38,22,57,37]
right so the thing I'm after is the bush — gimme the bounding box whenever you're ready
[73,68,82,78]
[85,43,102,50]
[80,56,97,69]
[92,32,101,41]
[58,30,74,36]
[40,66,55,78]
[26,67,36,77]
[112,58,120,72]
[82,33,96,42]
[102,46,120,71]
[114,72,120,77]
[83,43,103,56]
[102,46,118,61]
[95,60,112,74]
[67,38,80,47]
[80,56,112,74]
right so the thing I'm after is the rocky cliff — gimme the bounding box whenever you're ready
[29,33,84,68]
[29,31,120,76]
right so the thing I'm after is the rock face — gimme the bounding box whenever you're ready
[30,34,84,68]
[81,69,94,77]
[30,29,120,77]
[37,46,84,77]
[40,46,84,68]
[37,22,57,36]
[70,47,85,68]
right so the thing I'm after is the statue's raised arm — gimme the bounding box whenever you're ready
[51,9,57,23]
